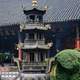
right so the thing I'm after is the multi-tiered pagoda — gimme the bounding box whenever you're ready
[17,0,53,79]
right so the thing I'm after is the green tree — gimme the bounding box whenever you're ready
[0,53,5,66]
[55,49,80,80]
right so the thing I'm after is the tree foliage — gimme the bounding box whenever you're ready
[55,49,80,70]
[0,53,5,62]
[50,49,80,80]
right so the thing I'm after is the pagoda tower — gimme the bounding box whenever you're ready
[17,0,53,74]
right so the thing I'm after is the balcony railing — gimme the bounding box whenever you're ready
[22,62,47,66]
[22,62,48,73]
[20,23,51,30]
[21,40,51,49]
[24,40,45,45]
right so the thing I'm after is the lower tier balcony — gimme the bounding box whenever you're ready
[21,62,48,73]
[21,40,52,49]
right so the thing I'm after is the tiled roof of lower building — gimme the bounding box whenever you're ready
[0,0,80,25]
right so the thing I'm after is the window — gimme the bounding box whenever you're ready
[30,52,34,63]
[40,52,44,62]
[29,15,35,22]
[37,33,44,40]
[39,15,42,22]
[24,33,29,43]
[39,33,42,40]
[29,33,34,40]
[24,33,28,40]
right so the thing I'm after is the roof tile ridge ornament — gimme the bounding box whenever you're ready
[20,23,25,31]
[44,5,48,11]
[32,0,38,8]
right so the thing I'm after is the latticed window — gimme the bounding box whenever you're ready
[29,15,35,22]
[37,33,44,40]
[29,33,34,40]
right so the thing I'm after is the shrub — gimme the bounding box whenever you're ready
[51,49,80,80]
[55,49,80,70]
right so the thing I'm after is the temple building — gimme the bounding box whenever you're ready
[0,0,80,63]
[0,0,80,80]
[17,2,53,73]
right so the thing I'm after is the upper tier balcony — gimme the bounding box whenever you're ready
[21,40,52,49]
[24,40,45,45]
[20,23,51,31]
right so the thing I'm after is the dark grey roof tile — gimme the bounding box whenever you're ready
[0,0,80,25]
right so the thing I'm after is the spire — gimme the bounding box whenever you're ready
[32,0,38,7]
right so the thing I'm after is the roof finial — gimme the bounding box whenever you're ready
[32,0,38,7]
[44,5,48,11]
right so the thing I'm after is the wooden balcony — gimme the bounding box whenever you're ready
[20,23,51,30]
[22,62,48,73]
[22,40,51,49]
[24,40,45,45]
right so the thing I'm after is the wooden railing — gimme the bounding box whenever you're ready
[24,40,45,45]
[0,72,49,80]
[22,62,48,73]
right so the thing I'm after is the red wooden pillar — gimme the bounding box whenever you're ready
[75,38,80,49]
[18,47,22,63]
[75,26,80,49]
[18,31,22,63]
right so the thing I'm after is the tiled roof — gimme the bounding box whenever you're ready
[0,0,80,25]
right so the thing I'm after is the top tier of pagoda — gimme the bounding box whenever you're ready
[23,8,46,23]
[20,0,50,31]
[23,0,46,23]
